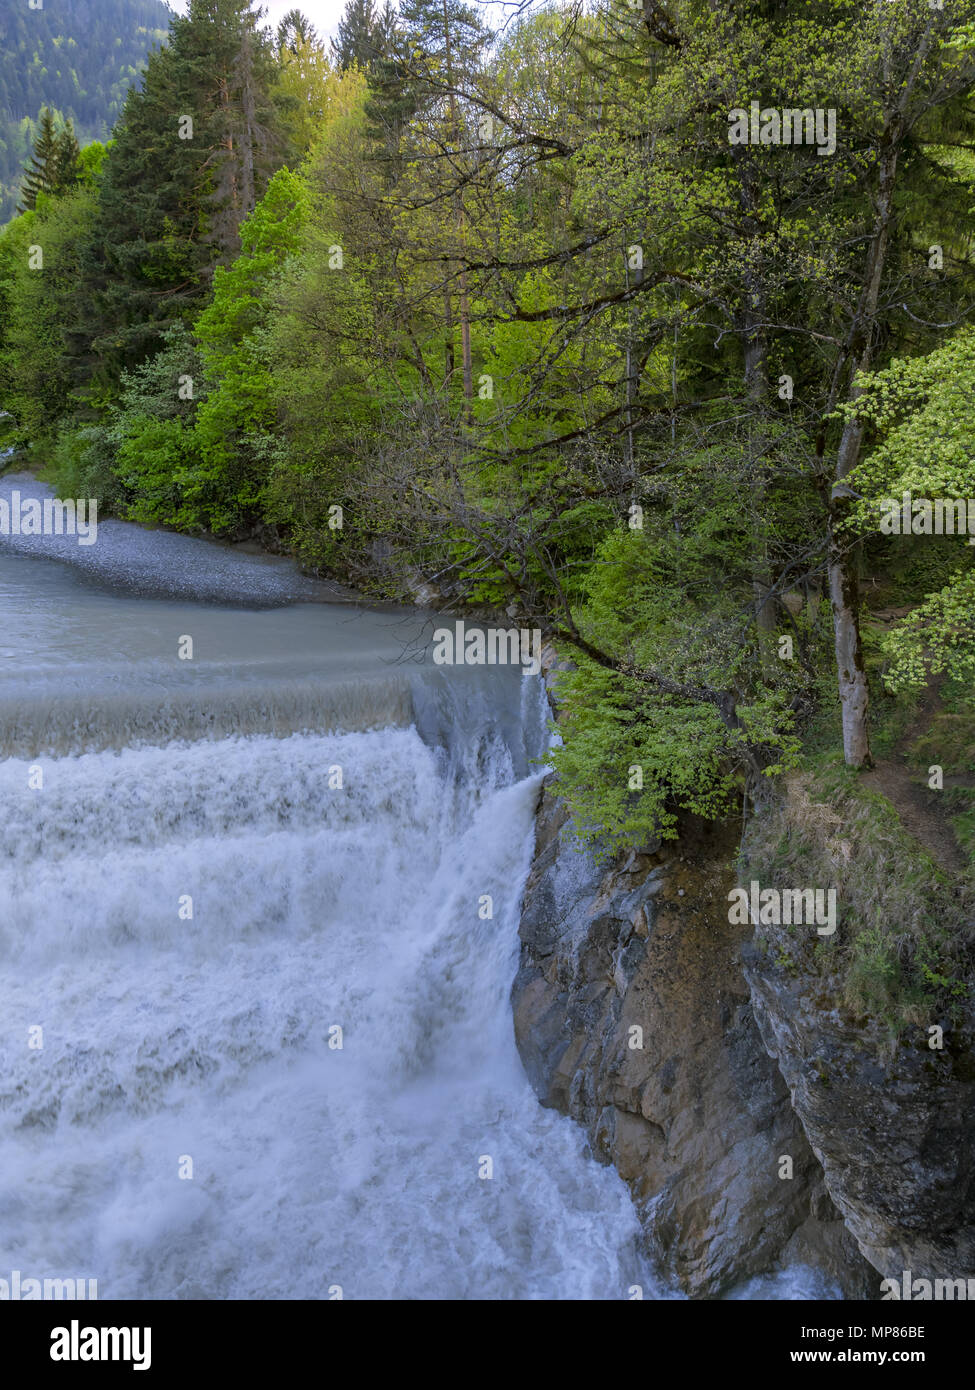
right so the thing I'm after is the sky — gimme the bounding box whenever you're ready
[167,1,348,41]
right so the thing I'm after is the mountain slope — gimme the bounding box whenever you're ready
[0,0,172,221]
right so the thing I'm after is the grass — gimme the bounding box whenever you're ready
[743,666,975,1035]
[909,676,975,778]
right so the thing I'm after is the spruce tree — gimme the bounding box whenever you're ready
[365,0,486,165]
[75,0,287,388]
[52,120,82,195]
[18,108,62,212]
[331,0,394,72]
[277,9,319,54]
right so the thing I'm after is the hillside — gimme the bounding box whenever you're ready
[0,0,171,221]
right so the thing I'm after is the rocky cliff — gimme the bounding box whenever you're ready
[739,772,975,1287]
[743,930,975,1285]
[512,773,875,1296]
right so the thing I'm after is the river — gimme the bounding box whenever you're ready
[0,473,832,1300]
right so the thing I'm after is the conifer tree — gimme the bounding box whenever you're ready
[75,0,287,386]
[53,120,82,195]
[331,0,394,72]
[365,0,485,170]
[277,8,319,54]
[18,108,62,211]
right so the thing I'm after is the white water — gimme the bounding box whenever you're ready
[0,542,658,1299]
[2,723,660,1298]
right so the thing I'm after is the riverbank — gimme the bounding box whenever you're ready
[0,469,356,606]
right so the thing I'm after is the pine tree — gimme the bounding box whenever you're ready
[18,108,62,212]
[277,9,319,54]
[75,0,287,387]
[365,0,488,392]
[399,0,486,80]
[331,0,394,72]
[365,0,486,165]
[53,120,82,195]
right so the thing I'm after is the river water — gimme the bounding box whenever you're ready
[0,474,833,1300]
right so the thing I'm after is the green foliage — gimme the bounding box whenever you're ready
[76,0,291,388]
[330,0,395,73]
[743,761,973,1033]
[262,218,386,569]
[51,323,205,526]
[0,0,170,222]
[17,106,81,211]
[115,415,202,528]
[38,420,127,513]
[5,0,975,911]
[883,573,975,692]
[548,527,802,853]
[846,328,975,692]
[183,167,309,535]
[0,187,97,438]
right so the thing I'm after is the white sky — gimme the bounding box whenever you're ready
[167,2,348,41]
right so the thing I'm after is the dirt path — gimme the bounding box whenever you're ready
[862,760,966,875]
[862,680,968,876]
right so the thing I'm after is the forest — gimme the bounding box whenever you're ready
[2,0,975,908]
[0,0,171,222]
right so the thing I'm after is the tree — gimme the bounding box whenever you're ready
[816,4,975,767]
[74,0,288,391]
[843,328,975,694]
[18,109,83,213]
[273,18,361,159]
[330,0,395,72]
[277,8,320,54]
[0,189,100,438]
[18,108,62,211]
[189,166,313,534]
[53,120,83,194]
[364,0,490,395]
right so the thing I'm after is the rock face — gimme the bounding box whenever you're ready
[743,929,975,1284]
[512,778,875,1297]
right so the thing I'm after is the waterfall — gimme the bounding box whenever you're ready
[0,541,655,1299]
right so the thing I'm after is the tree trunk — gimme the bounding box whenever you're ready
[743,296,777,643]
[443,283,455,389]
[735,147,777,643]
[824,138,898,769]
[828,521,872,767]
[238,31,257,222]
[622,244,640,477]
[458,262,473,405]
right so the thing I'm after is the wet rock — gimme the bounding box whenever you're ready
[744,929,975,1284]
[513,780,875,1296]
